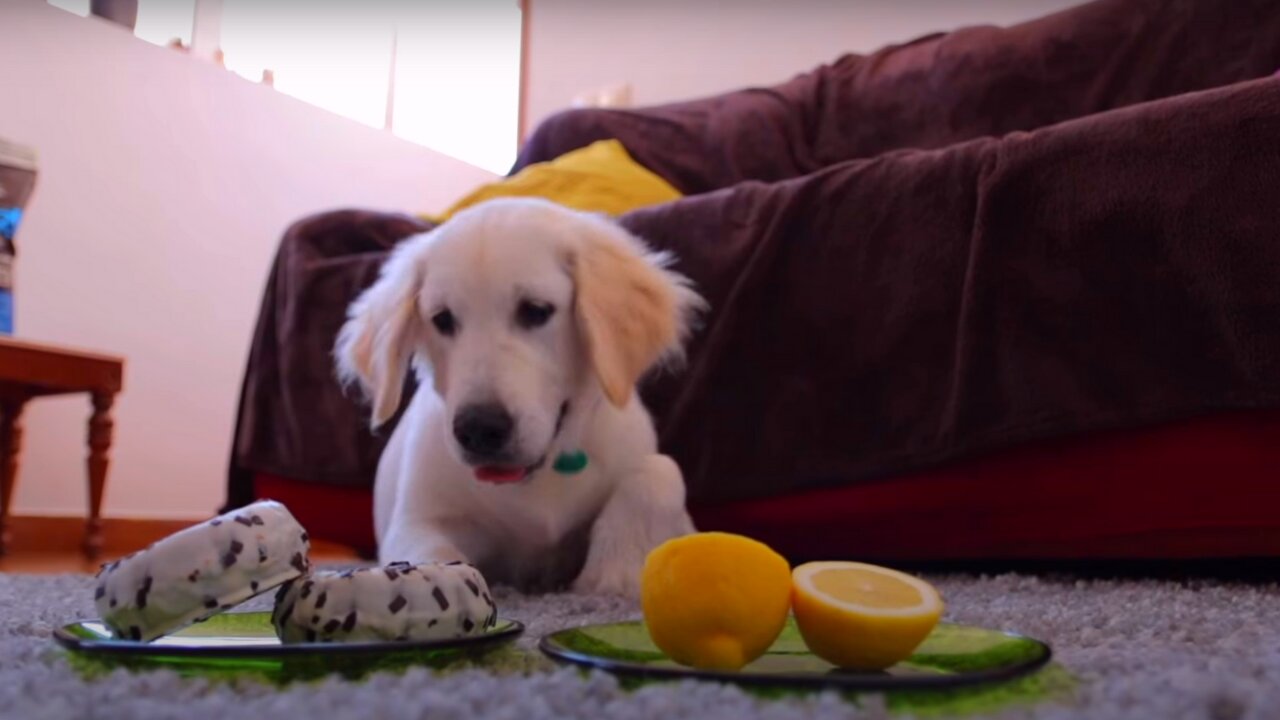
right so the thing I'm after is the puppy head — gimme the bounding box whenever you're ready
[335,197,703,479]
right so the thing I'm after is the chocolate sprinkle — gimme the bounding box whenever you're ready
[384,568,399,581]
[300,581,314,599]
[94,585,105,600]
[135,576,153,609]
[432,587,449,611]
[234,515,253,527]
[342,611,357,633]
[388,595,407,614]
[210,519,222,526]
[312,615,320,625]
[465,579,480,596]
[221,551,237,568]
[290,552,307,573]
[188,570,200,582]
[258,547,268,563]
[305,629,317,642]
[129,626,142,641]
[315,591,327,609]
[229,540,244,555]
[462,618,475,633]
[428,619,438,628]
[203,596,219,609]
[110,597,117,608]
[323,619,341,633]
[251,514,265,526]
[250,581,259,592]
[300,531,309,543]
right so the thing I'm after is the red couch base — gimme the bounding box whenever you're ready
[253,410,1280,562]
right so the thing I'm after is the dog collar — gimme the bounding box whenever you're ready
[552,450,588,475]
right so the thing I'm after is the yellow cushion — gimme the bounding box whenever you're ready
[424,139,681,223]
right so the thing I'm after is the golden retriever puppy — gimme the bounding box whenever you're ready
[335,198,704,597]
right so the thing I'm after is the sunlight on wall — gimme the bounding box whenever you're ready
[392,2,522,176]
[47,0,88,16]
[46,0,522,175]
[48,0,194,45]
[219,0,394,131]
[134,0,195,47]
[218,0,520,173]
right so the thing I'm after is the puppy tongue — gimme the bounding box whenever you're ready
[475,466,526,484]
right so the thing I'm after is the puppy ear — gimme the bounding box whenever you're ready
[572,218,704,407]
[334,237,426,428]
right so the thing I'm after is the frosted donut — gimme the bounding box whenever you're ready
[272,561,497,644]
[93,500,311,642]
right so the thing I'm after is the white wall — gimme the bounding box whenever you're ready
[3,1,497,520]
[524,0,1087,133]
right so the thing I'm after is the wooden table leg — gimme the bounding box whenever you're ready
[84,391,115,559]
[0,398,26,556]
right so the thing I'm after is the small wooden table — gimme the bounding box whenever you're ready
[0,337,124,558]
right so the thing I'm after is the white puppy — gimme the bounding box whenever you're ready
[334,197,704,597]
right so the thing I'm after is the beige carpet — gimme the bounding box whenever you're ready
[2,570,1277,719]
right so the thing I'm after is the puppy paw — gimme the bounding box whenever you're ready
[572,560,642,599]
[378,531,469,567]
[571,453,696,600]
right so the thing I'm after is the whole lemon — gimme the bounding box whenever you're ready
[640,532,792,671]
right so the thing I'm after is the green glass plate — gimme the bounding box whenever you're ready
[54,611,524,682]
[539,618,1051,691]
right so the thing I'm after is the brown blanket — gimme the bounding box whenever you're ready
[225,0,1280,512]
[625,76,1280,505]
[514,0,1280,192]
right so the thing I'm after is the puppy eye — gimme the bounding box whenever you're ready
[431,309,457,337]
[516,300,555,329]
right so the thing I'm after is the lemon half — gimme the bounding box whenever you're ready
[791,561,944,670]
[641,532,792,671]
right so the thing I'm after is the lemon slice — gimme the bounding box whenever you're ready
[791,561,944,670]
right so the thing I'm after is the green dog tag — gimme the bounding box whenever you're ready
[553,450,588,475]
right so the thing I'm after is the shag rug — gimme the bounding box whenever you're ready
[2,570,1278,719]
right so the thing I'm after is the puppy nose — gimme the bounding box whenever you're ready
[453,404,514,457]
